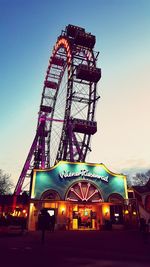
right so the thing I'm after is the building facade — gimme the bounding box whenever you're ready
[28,161,136,230]
[132,179,150,223]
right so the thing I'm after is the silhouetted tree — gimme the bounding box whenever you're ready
[130,170,150,186]
[0,169,13,194]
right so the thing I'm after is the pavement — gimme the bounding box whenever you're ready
[0,229,150,267]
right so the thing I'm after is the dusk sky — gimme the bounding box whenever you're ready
[0,0,150,187]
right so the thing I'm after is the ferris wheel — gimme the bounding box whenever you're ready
[14,24,101,195]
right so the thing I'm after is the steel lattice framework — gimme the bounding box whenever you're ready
[14,25,101,195]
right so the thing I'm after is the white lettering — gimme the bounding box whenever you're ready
[59,170,108,182]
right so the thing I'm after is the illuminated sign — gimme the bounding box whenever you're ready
[31,161,127,200]
[59,169,109,182]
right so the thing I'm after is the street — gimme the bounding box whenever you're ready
[0,229,149,267]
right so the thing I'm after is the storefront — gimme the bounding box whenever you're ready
[28,161,128,230]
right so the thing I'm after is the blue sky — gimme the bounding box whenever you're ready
[0,0,150,186]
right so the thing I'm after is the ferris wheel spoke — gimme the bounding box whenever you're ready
[72,105,89,119]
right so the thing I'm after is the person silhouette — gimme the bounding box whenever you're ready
[50,215,56,232]
[38,209,51,243]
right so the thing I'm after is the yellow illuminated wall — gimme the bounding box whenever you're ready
[102,204,110,220]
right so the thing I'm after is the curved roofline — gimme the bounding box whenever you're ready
[33,160,126,178]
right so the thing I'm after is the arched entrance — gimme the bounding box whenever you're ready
[38,189,61,229]
[65,181,102,230]
[41,189,61,201]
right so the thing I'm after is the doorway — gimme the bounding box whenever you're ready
[72,204,97,230]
